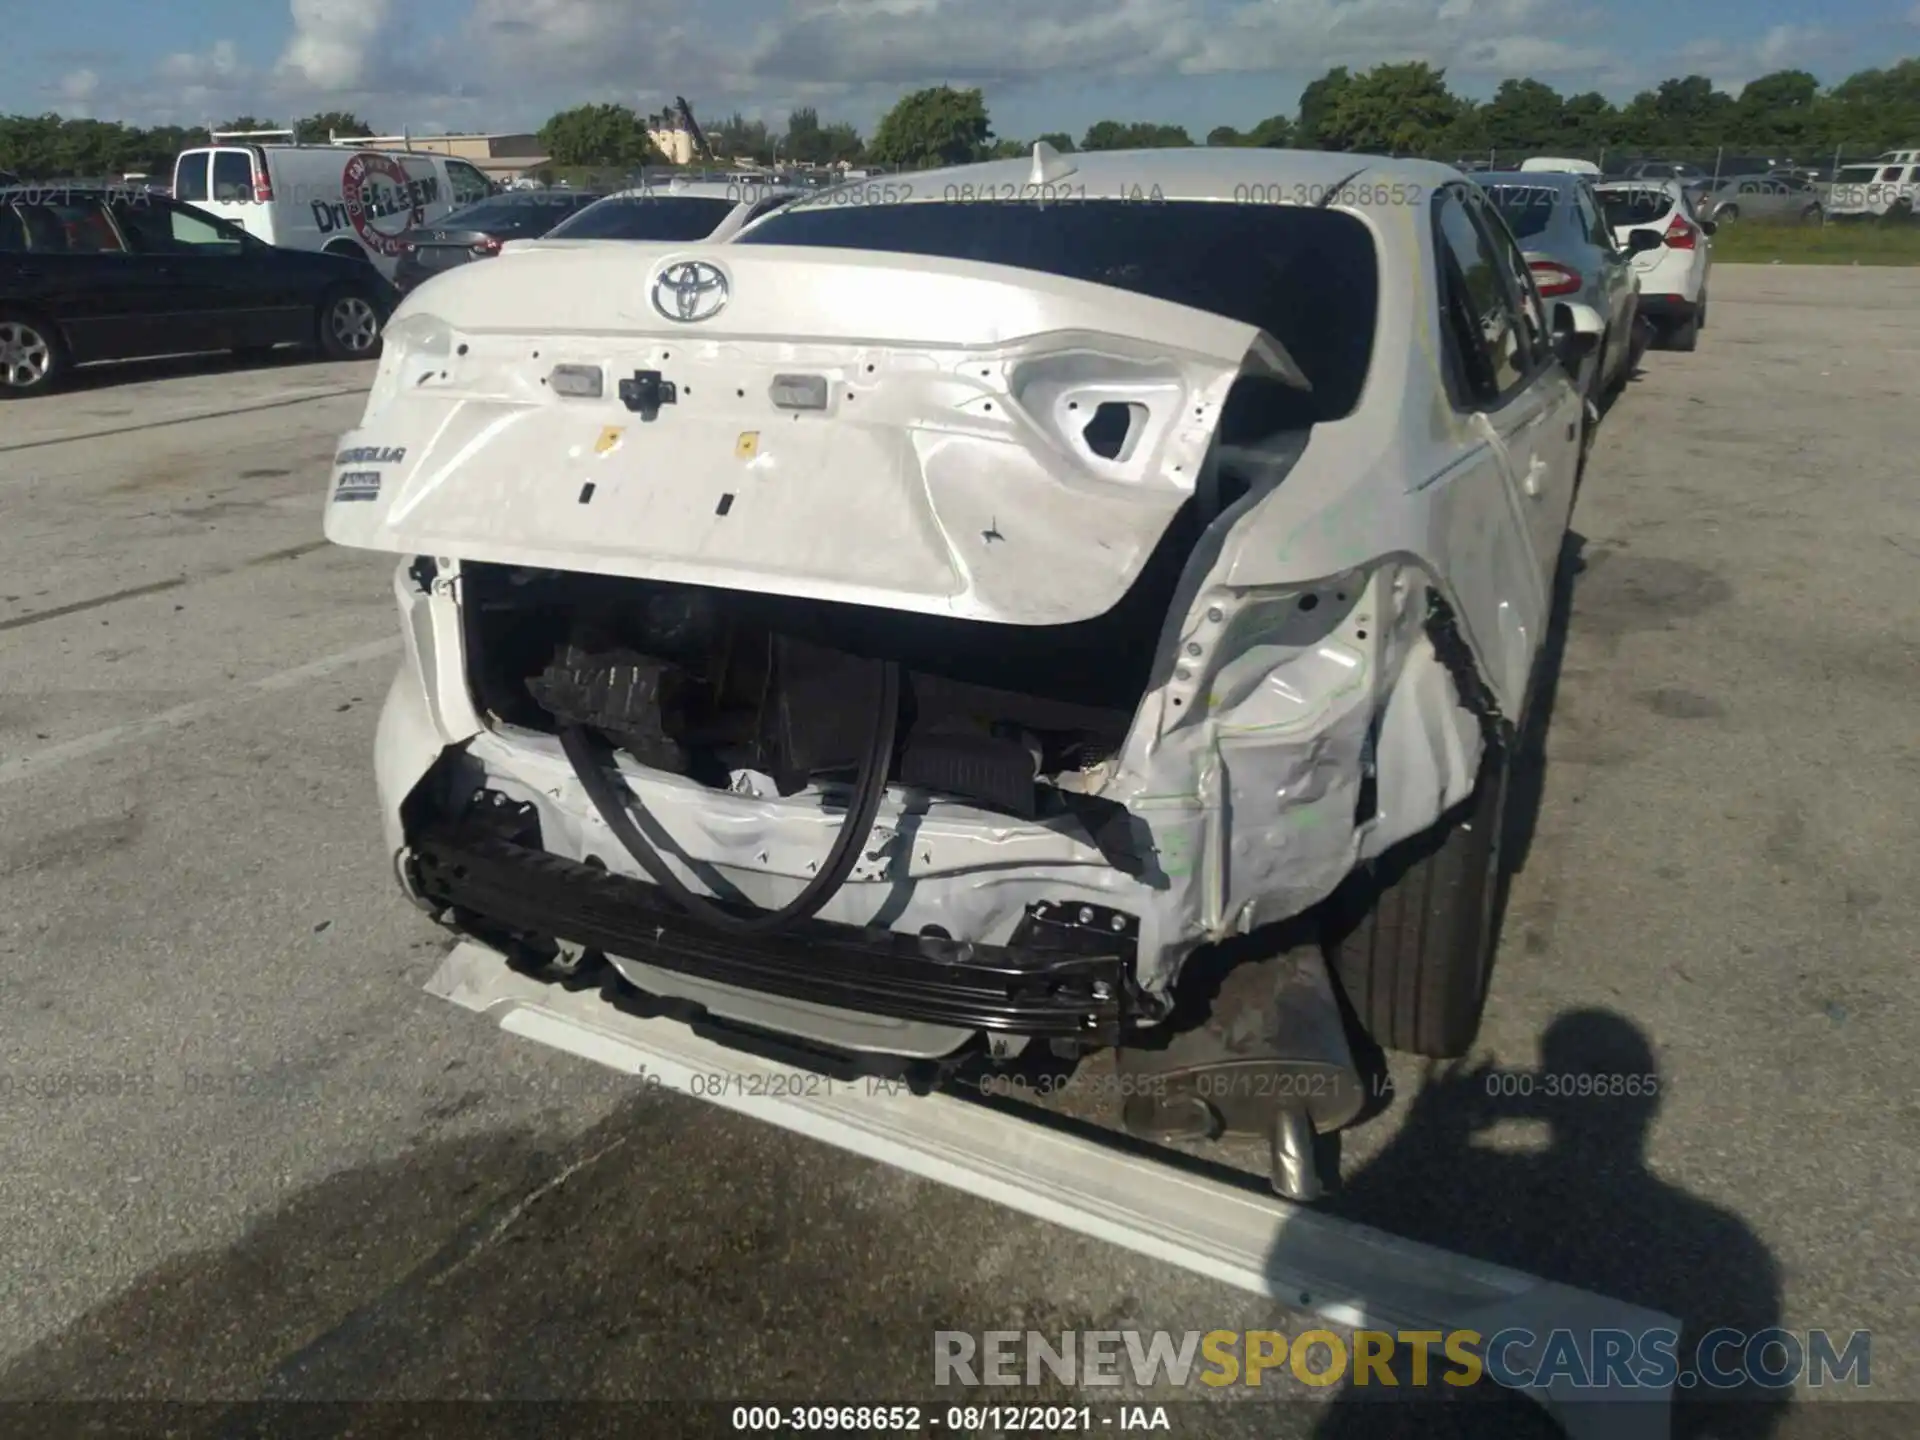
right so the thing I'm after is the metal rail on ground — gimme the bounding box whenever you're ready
[429,939,1678,1440]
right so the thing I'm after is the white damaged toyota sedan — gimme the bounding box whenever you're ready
[322,146,1602,1197]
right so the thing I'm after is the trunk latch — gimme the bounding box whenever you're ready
[617,370,677,421]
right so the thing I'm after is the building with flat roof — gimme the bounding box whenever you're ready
[353,132,549,181]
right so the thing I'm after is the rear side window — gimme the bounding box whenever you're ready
[22,199,125,253]
[1575,187,1611,248]
[212,151,253,202]
[1598,187,1670,227]
[737,199,1380,421]
[1434,190,1525,403]
[0,205,26,252]
[1484,184,1560,241]
[174,152,210,202]
[547,195,736,241]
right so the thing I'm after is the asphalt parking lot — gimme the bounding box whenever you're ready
[1,267,1916,1439]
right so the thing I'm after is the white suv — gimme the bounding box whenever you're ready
[1824,150,1919,221]
[1594,179,1713,352]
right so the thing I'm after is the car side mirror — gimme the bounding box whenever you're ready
[1626,228,1664,254]
[1551,300,1603,366]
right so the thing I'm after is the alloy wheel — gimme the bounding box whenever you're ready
[328,296,380,355]
[0,320,52,390]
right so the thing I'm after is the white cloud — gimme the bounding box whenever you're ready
[1670,25,1830,95]
[91,0,1875,134]
[278,0,393,90]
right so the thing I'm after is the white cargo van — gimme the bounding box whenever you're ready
[171,132,496,278]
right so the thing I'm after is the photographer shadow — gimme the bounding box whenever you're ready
[1303,1008,1788,1439]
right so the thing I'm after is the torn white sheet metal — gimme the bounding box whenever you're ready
[429,938,1676,1440]
[323,245,1306,627]
[348,150,1584,1004]
[375,555,1483,1001]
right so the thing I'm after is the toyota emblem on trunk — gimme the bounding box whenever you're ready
[652,260,729,322]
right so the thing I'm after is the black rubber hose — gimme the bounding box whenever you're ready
[557,659,902,937]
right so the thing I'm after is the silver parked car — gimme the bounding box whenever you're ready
[1478,170,1639,403]
[1699,174,1824,225]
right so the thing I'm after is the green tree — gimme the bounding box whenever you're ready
[294,112,373,144]
[868,86,992,168]
[1729,71,1818,152]
[1079,120,1191,150]
[1245,114,1293,147]
[1035,131,1076,152]
[1295,67,1353,148]
[212,115,282,136]
[1208,125,1245,146]
[783,105,825,163]
[710,113,773,163]
[1481,78,1564,154]
[1558,91,1617,153]
[818,121,865,164]
[538,103,659,167]
[1318,62,1461,153]
[987,137,1027,158]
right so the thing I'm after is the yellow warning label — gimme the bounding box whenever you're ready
[594,427,624,455]
[736,431,760,460]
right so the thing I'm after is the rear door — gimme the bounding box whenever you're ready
[192,148,262,234]
[1467,185,1582,581]
[110,196,311,350]
[11,195,166,362]
[1429,186,1554,690]
[1574,183,1633,339]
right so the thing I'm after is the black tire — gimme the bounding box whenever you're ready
[0,310,67,398]
[1329,740,1510,1058]
[317,287,384,362]
[1714,204,1739,224]
[1801,203,1823,224]
[1661,307,1700,352]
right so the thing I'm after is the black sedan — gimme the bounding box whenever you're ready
[0,184,398,398]
[392,191,605,292]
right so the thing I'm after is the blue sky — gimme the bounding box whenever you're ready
[4,0,1917,141]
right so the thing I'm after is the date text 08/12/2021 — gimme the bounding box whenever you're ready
[626,1065,1659,1105]
[729,1405,1173,1432]
[790,181,1428,209]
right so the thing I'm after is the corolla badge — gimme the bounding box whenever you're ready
[651,260,729,322]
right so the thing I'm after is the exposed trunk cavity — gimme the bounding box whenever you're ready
[459,500,1205,821]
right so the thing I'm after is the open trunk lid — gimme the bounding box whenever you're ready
[323,244,1307,626]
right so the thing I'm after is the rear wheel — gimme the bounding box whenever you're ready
[1661,306,1700,352]
[1801,203,1823,224]
[0,312,66,398]
[317,288,383,361]
[1329,740,1510,1058]
[1714,204,1739,224]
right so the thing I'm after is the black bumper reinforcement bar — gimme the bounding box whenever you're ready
[410,821,1135,1043]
